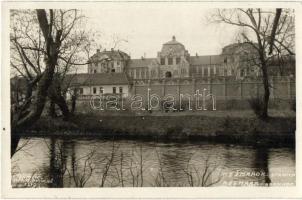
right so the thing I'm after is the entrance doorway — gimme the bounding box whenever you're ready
[165,71,172,78]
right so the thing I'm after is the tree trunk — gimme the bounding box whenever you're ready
[48,99,57,118]
[71,94,77,114]
[260,61,270,120]
[53,95,70,121]
[11,134,21,157]
[11,9,61,157]
[48,84,70,121]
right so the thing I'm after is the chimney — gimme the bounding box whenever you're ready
[96,49,100,53]
[172,35,176,41]
[141,56,145,60]
[196,53,198,57]
[111,48,114,52]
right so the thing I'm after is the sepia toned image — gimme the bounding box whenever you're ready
[6,4,297,191]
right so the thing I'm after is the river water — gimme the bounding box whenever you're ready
[11,137,295,187]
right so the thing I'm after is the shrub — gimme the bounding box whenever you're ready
[248,97,265,118]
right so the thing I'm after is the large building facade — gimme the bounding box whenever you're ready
[65,36,295,101]
[88,36,261,80]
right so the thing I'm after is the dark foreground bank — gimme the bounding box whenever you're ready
[16,111,296,147]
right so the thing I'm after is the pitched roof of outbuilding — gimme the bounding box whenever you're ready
[65,73,130,87]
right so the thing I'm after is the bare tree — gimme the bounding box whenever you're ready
[210,9,295,119]
[68,143,96,187]
[183,155,222,187]
[10,9,90,156]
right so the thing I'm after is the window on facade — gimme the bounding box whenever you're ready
[168,57,173,65]
[130,70,134,77]
[224,57,228,64]
[176,57,181,64]
[100,87,104,94]
[136,70,140,78]
[93,87,97,94]
[78,88,83,95]
[119,87,123,94]
[117,61,120,65]
[240,69,244,77]
[151,70,156,77]
[210,67,214,76]
[113,87,116,94]
[141,70,145,79]
[94,69,97,73]
[204,67,208,77]
[224,69,227,76]
[160,58,165,65]
[111,69,115,73]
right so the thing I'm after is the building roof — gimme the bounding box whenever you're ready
[161,36,187,56]
[65,73,130,87]
[221,42,257,55]
[189,55,223,65]
[163,36,185,46]
[89,49,130,62]
[127,58,156,68]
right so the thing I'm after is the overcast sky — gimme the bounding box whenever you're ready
[83,4,240,59]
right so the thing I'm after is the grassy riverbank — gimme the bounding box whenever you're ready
[19,110,296,146]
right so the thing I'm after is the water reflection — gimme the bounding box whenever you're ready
[11,137,296,187]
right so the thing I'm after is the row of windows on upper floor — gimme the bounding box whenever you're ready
[127,66,259,79]
[128,68,188,79]
[160,57,181,65]
[90,66,123,74]
[77,86,123,95]
[90,61,122,68]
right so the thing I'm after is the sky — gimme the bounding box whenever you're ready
[82,4,240,59]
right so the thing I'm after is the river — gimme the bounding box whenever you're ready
[11,137,295,187]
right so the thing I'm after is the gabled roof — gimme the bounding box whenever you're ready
[127,58,156,68]
[189,55,223,65]
[65,73,130,87]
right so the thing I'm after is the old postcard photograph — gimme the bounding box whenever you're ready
[1,1,301,199]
